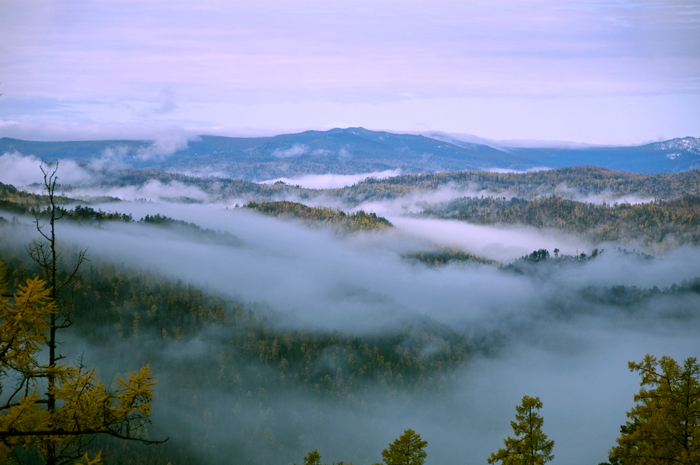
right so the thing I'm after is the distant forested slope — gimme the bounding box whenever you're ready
[244,200,393,232]
[420,195,700,246]
[2,130,699,178]
[21,167,700,206]
[323,166,700,204]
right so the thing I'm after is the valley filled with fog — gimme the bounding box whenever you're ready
[3,1,700,463]
[1,145,699,464]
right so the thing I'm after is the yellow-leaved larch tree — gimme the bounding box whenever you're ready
[0,164,164,465]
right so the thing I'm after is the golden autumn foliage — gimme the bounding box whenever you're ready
[607,355,700,465]
[0,259,160,464]
[245,200,393,232]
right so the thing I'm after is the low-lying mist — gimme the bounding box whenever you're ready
[259,170,403,189]
[2,191,699,464]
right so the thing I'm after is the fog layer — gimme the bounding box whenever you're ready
[2,189,699,464]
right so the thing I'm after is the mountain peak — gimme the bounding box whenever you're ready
[648,137,700,152]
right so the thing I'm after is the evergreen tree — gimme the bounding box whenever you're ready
[607,355,700,464]
[488,396,554,465]
[295,449,350,465]
[377,429,427,465]
[304,450,322,465]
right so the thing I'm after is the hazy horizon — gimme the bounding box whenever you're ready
[1,1,699,464]
[2,1,699,145]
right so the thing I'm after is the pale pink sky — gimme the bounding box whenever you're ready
[1,0,699,143]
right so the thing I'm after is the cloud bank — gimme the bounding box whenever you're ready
[2,196,699,464]
[260,170,402,189]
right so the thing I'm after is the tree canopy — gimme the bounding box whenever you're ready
[0,260,159,464]
[376,429,428,465]
[607,355,700,465]
[488,395,554,465]
[0,165,162,465]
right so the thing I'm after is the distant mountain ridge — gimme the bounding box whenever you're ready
[512,136,700,174]
[1,129,698,177]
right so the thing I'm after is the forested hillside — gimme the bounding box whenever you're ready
[2,168,700,464]
[10,166,700,207]
[3,131,700,177]
[324,167,700,204]
[403,248,497,267]
[420,195,700,245]
[0,252,471,464]
[1,244,698,463]
[244,201,393,232]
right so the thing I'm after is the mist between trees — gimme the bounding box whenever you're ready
[4,163,700,206]
[1,166,699,464]
[0,218,698,463]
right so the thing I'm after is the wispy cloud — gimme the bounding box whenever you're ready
[0,152,94,187]
[272,144,308,158]
[0,1,697,143]
[260,170,401,189]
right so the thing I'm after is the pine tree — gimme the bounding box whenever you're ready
[607,355,700,464]
[304,450,322,465]
[295,449,351,465]
[377,429,427,465]
[488,395,554,465]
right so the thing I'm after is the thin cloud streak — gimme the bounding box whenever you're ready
[1,1,698,143]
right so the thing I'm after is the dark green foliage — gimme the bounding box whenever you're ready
[522,249,550,262]
[245,200,393,231]
[422,195,700,245]
[294,449,350,465]
[487,396,554,465]
[139,213,211,233]
[139,213,180,225]
[379,429,428,465]
[29,166,700,207]
[0,181,78,217]
[69,205,133,222]
[503,248,600,273]
[323,167,700,204]
[0,181,76,206]
[0,253,471,464]
[403,248,497,266]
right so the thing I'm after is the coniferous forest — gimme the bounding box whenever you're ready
[4,2,700,463]
[1,163,699,465]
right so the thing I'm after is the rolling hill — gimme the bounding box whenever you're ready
[1,129,698,178]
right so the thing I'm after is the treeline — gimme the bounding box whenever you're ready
[0,181,77,219]
[0,197,125,222]
[0,254,470,464]
[0,203,240,244]
[245,200,393,232]
[404,247,497,266]
[301,355,700,465]
[55,169,316,202]
[20,166,700,206]
[1,247,698,464]
[421,195,700,246]
[71,204,133,222]
[0,182,47,207]
[321,166,700,204]
[501,248,700,313]
[0,181,116,209]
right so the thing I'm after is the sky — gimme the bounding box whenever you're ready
[1,0,699,144]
